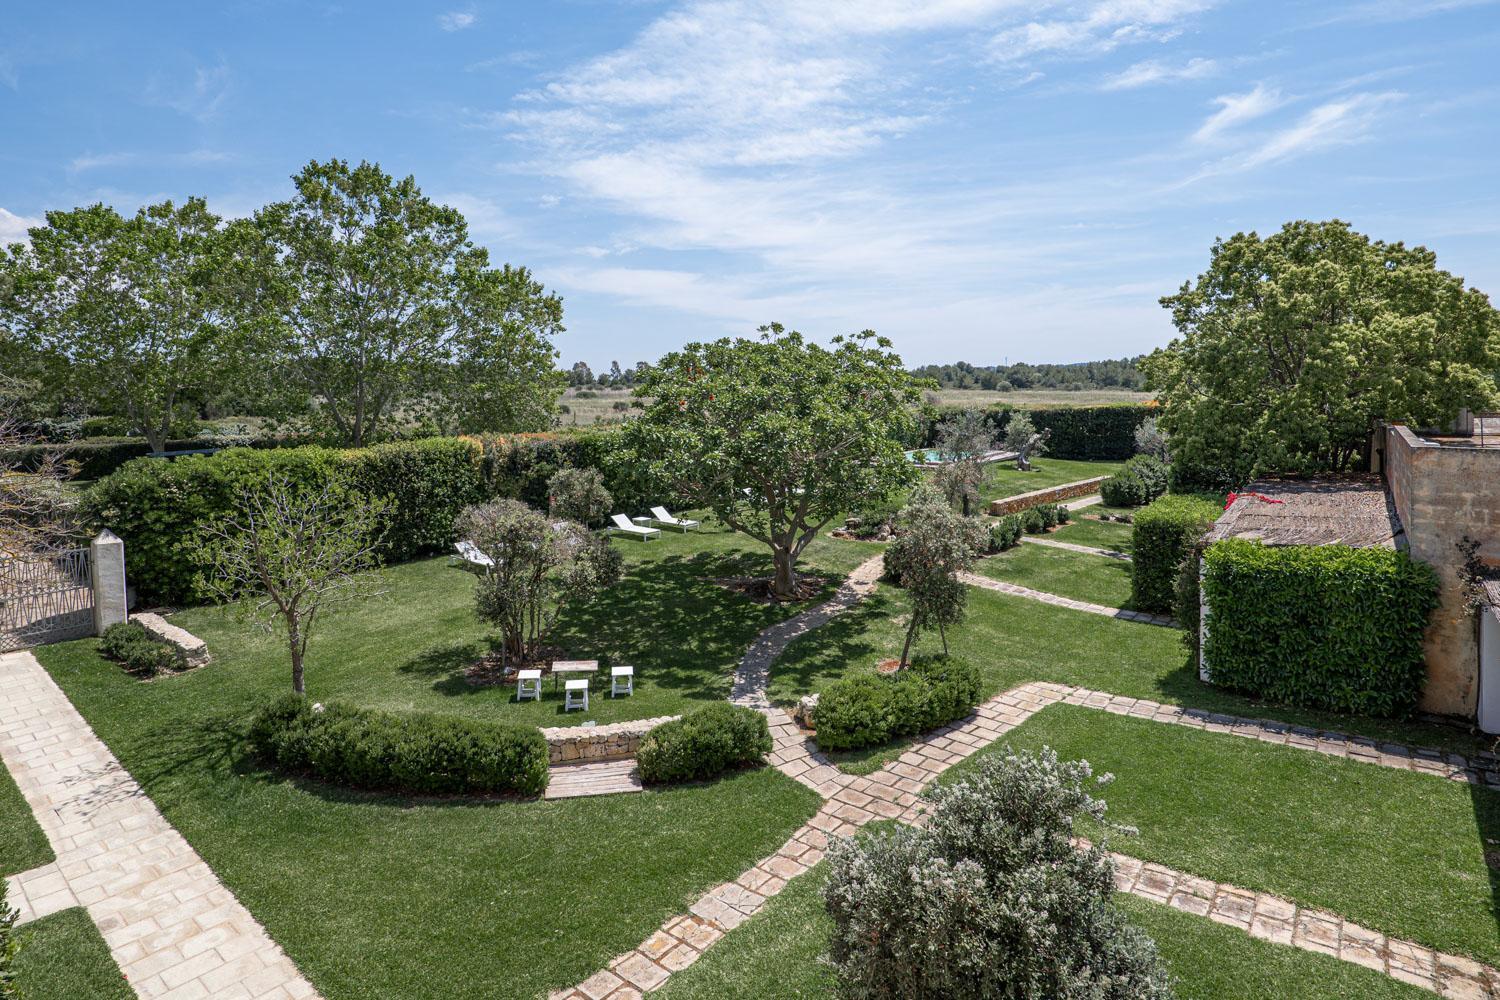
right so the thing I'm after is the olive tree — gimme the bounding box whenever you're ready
[456,499,622,665]
[1144,219,1500,489]
[932,410,995,516]
[193,475,388,696]
[621,324,925,600]
[824,746,1172,1000]
[882,484,988,665]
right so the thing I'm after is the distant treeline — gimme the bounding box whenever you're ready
[911,357,1146,392]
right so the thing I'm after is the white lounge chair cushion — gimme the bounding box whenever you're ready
[610,514,657,534]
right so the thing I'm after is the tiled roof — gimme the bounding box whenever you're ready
[1205,475,1405,549]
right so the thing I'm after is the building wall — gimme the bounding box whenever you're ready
[1383,424,1500,717]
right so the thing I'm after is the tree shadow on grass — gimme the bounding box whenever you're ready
[396,549,845,710]
[763,592,897,703]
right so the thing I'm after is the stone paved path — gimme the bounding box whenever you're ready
[551,677,1500,998]
[959,569,1174,627]
[1064,494,1103,510]
[0,650,318,1000]
[729,554,885,709]
[1022,535,1132,561]
[543,759,643,800]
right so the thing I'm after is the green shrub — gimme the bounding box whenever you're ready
[636,703,772,784]
[97,620,178,677]
[814,656,983,751]
[1,434,300,481]
[1100,454,1169,508]
[98,621,149,660]
[87,437,485,604]
[1201,540,1440,717]
[1131,495,1221,613]
[1020,508,1045,534]
[248,695,549,796]
[918,405,1151,461]
[987,514,1023,553]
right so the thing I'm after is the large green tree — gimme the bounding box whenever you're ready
[622,324,924,600]
[254,159,563,445]
[0,198,259,451]
[1144,220,1500,488]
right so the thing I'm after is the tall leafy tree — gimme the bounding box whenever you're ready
[0,198,258,451]
[622,324,924,600]
[255,159,563,445]
[1144,220,1500,488]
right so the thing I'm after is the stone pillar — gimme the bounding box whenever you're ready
[91,530,127,635]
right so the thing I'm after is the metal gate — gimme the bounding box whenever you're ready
[0,547,94,652]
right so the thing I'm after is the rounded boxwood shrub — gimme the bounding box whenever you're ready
[97,620,178,677]
[815,655,983,751]
[1100,454,1169,508]
[987,514,1023,553]
[1131,495,1222,614]
[248,695,549,796]
[1201,539,1440,717]
[636,703,772,784]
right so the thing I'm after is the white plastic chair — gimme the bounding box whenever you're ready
[609,514,660,541]
[516,668,542,702]
[564,678,590,712]
[611,665,634,698]
[650,507,700,531]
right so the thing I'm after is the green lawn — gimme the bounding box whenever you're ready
[767,575,1494,767]
[10,907,132,1000]
[973,542,1135,608]
[978,457,1121,504]
[31,520,848,999]
[0,758,52,876]
[657,864,1430,1000]
[936,704,1500,967]
[1047,515,1135,554]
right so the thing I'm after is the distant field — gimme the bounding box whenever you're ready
[928,388,1152,408]
[557,388,639,426]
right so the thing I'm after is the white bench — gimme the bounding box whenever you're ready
[611,665,634,698]
[516,668,542,702]
[564,679,590,712]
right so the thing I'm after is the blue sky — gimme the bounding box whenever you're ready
[2,1,1497,369]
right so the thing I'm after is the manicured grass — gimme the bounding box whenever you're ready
[657,864,1429,1000]
[1047,515,1135,554]
[937,703,1500,966]
[978,457,1122,503]
[0,757,52,876]
[11,906,132,1000]
[973,542,1135,608]
[769,576,1494,763]
[165,519,880,727]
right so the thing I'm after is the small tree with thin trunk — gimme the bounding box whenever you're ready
[882,484,987,666]
[547,467,612,528]
[1005,412,1049,472]
[932,410,995,516]
[193,475,388,695]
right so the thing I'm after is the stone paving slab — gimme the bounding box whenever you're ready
[544,759,643,800]
[1021,535,1132,561]
[959,570,1175,626]
[4,860,80,924]
[0,650,318,1000]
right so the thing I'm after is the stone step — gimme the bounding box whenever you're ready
[544,759,643,800]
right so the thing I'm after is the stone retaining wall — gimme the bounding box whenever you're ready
[987,476,1108,517]
[541,715,678,764]
[131,612,211,668]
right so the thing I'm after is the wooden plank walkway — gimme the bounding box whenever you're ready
[544,759,643,800]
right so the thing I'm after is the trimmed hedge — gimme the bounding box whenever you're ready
[814,655,983,751]
[1099,454,1169,508]
[249,695,549,796]
[1131,494,1222,614]
[86,437,487,605]
[987,514,1024,553]
[920,404,1152,460]
[636,703,772,784]
[1201,539,1440,717]
[468,430,656,514]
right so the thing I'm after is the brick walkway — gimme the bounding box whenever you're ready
[0,650,318,1000]
[1022,535,1132,561]
[959,570,1174,626]
[550,677,1500,998]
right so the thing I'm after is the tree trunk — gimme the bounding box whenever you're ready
[938,620,948,656]
[900,622,916,668]
[288,623,305,696]
[770,544,798,600]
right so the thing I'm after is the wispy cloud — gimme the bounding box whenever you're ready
[1188,91,1402,180]
[990,0,1216,63]
[438,8,478,31]
[67,149,233,174]
[1192,83,1284,141]
[1102,56,1217,89]
[0,54,17,90]
[145,60,232,122]
[0,207,40,247]
[1314,0,1498,25]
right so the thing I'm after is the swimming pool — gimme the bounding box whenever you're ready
[904,449,945,464]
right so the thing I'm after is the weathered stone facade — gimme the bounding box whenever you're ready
[541,715,678,765]
[986,476,1108,517]
[1379,424,1500,718]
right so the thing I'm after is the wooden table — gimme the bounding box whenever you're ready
[551,659,599,691]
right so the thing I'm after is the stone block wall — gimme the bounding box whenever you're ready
[987,477,1108,517]
[541,715,679,765]
[1382,424,1500,718]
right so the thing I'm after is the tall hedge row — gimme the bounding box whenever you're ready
[86,437,487,604]
[467,430,656,513]
[918,404,1151,460]
[1130,494,1222,614]
[1201,539,1439,717]
[2,435,299,481]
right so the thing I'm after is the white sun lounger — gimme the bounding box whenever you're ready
[609,514,660,540]
[649,506,700,531]
[454,540,495,571]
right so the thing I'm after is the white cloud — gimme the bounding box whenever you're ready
[989,0,1215,63]
[146,61,232,122]
[67,149,232,174]
[1192,83,1284,141]
[1102,56,1217,90]
[438,9,478,31]
[0,207,40,247]
[1187,91,1402,180]
[0,55,17,91]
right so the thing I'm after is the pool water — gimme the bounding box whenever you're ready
[905,449,945,463]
